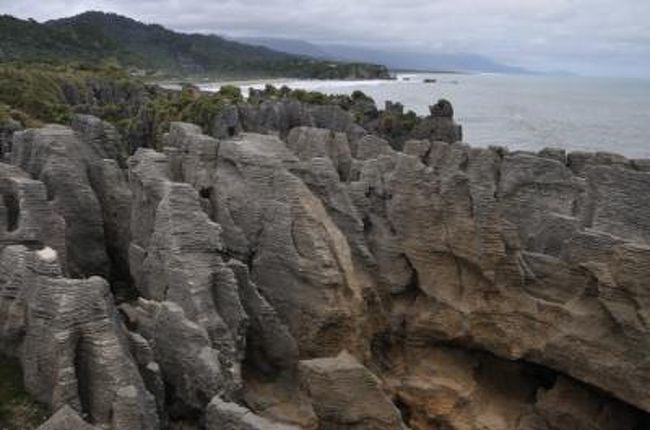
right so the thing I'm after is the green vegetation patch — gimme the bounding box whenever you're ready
[0,354,49,430]
[0,12,389,81]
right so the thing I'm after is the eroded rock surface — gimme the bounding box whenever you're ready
[0,245,158,429]
[2,102,649,430]
[10,116,132,282]
[36,405,97,430]
[206,396,300,430]
[299,351,407,430]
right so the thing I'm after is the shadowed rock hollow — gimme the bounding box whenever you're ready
[0,100,648,430]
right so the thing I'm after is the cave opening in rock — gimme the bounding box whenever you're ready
[3,192,19,232]
[199,187,213,199]
[393,394,412,425]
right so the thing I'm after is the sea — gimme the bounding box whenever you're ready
[196,73,650,158]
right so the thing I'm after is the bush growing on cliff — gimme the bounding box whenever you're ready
[217,85,243,103]
[0,63,137,125]
[0,66,75,124]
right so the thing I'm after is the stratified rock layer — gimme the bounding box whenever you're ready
[36,405,97,430]
[1,105,649,430]
[0,245,158,429]
[299,351,407,430]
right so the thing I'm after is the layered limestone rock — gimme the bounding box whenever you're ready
[0,119,154,429]
[0,163,66,267]
[121,299,227,413]
[218,96,462,151]
[370,141,650,411]
[236,98,366,142]
[9,116,132,282]
[206,397,300,430]
[162,123,373,359]
[0,117,21,161]
[381,345,647,430]
[11,125,110,277]
[299,351,407,429]
[148,121,650,428]
[0,245,158,429]
[3,99,650,430]
[36,405,97,430]
[125,138,301,420]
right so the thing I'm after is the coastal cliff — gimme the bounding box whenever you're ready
[0,93,648,430]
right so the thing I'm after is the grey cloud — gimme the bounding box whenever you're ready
[0,0,648,77]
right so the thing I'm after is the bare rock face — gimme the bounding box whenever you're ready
[0,163,66,269]
[0,117,22,161]
[212,104,242,139]
[206,396,300,430]
[381,345,647,430]
[287,127,352,181]
[9,116,132,282]
[238,99,364,142]
[36,405,97,430]
[0,245,158,429]
[11,125,110,277]
[121,299,226,412]
[369,141,650,411]
[126,138,302,421]
[409,99,463,143]
[162,124,372,359]
[126,147,244,409]
[71,114,128,168]
[5,103,650,430]
[152,122,650,428]
[299,351,407,430]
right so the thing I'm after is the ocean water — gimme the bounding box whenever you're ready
[200,73,650,158]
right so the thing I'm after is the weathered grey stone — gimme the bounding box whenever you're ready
[567,150,631,176]
[128,147,245,395]
[157,125,373,359]
[37,405,97,430]
[0,245,158,429]
[212,133,371,358]
[3,108,646,430]
[121,300,226,412]
[583,165,650,243]
[228,260,298,373]
[71,114,128,168]
[354,134,394,161]
[206,396,300,430]
[212,104,242,139]
[538,147,567,164]
[0,117,21,162]
[379,141,650,411]
[299,351,407,429]
[287,126,353,181]
[382,345,647,430]
[132,123,650,421]
[11,125,110,277]
[0,163,66,269]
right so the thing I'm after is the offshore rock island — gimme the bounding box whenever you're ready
[0,79,649,430]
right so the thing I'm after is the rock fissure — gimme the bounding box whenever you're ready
[0,98,649,430]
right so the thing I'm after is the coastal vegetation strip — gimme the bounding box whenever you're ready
[0,12,389,80]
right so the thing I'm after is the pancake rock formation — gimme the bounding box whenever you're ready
[0,98,648,430]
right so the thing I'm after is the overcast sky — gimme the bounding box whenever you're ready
[2,0,649,77]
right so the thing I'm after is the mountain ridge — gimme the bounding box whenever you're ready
[0,11,390,79]
[237,36,530,74]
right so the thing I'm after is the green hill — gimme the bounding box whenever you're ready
[0,11,389,79]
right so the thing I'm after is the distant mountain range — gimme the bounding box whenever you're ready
[237,37,530,74]
[0,12,389,79]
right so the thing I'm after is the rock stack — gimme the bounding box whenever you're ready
[0,101,648,430]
